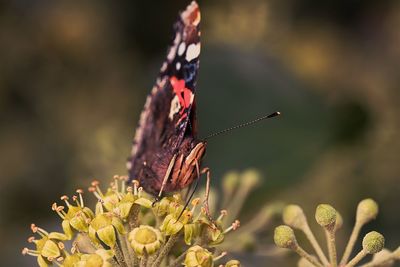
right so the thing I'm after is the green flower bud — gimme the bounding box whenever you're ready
[153,197,172,216]
[315,204,337,229]
[134,197,153,209]
[160,214,184,235]
[37,255,49,267]
[78,249,113,267]
[334,211,343,231]
[274,225,297,249]
[357,198,378,225]
[371,249,394,267]
[225,260,241,267]
[184,223,201,245]
[283,205,306,230]
[222,171,240,195]
[241,169,261,188]
[363,231,385,254]
[88,213,124,248]
[128,225,163,256]
[207,225,225,246]
[183,245,214,267]
[40,240,60,259]
[115,192,135,219]
[62,253,82,267]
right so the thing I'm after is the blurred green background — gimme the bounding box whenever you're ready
[1,0,399,266]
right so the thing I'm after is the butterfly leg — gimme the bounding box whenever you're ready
[199,165,213,222]
[154,154,177,205]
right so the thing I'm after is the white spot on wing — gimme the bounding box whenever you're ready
[169,95,181,120]
[176,62,181,70]
[178,42,186,56]
[160,62,167,72]
[167,32,181,61]
[186,43,201,62]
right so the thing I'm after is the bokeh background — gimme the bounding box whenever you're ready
[1,0,399,266]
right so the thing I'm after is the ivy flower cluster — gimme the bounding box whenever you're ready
[22,175,242,267]
[274,199,400,267]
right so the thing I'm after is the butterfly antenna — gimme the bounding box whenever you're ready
[204,111,281,140]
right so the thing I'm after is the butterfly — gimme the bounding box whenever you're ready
[127,1,210,203]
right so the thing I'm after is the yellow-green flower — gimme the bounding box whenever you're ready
[53,191,94,238]
[89,178,152,220]
[184,245,214,267]
[75,249,114,267]
[61,253,82,267]
[88,212,125,248]
[128,225,163,256]
[22,224,68,267]
[160,209,193,235]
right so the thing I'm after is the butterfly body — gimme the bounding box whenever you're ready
[127,2,205,196]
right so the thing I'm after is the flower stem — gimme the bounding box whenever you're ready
[325,228,337,267]
[151,234,180,267]
[128,204,141,231]
[294,245,324,267]
[341,221,362,265]
[302,223,329,265]
[114,241,128,267]
[118,232,133,267]
[140,252,148,267]
[171,251,187,267]
[346,250,366,267]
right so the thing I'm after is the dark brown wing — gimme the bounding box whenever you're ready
[127,2,201,191]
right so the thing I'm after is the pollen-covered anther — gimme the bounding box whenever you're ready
[191,198,200,206]
[76,189,85,207]
[51,203,58,211]
[31,223,38,233]
[223,220,240,234]
[91,180,100,187]
[138,187,143,197]
[57,242,65,250]
[126,186,133,192]
[61,195,71,207]
[21,248,29,255]
[213,251,228,262]
[232,220,240,230]
[71,243,77,254]
[185,211,193,219]
[27,236,35,243]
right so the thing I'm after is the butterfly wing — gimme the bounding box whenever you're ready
[127,2,201,192]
